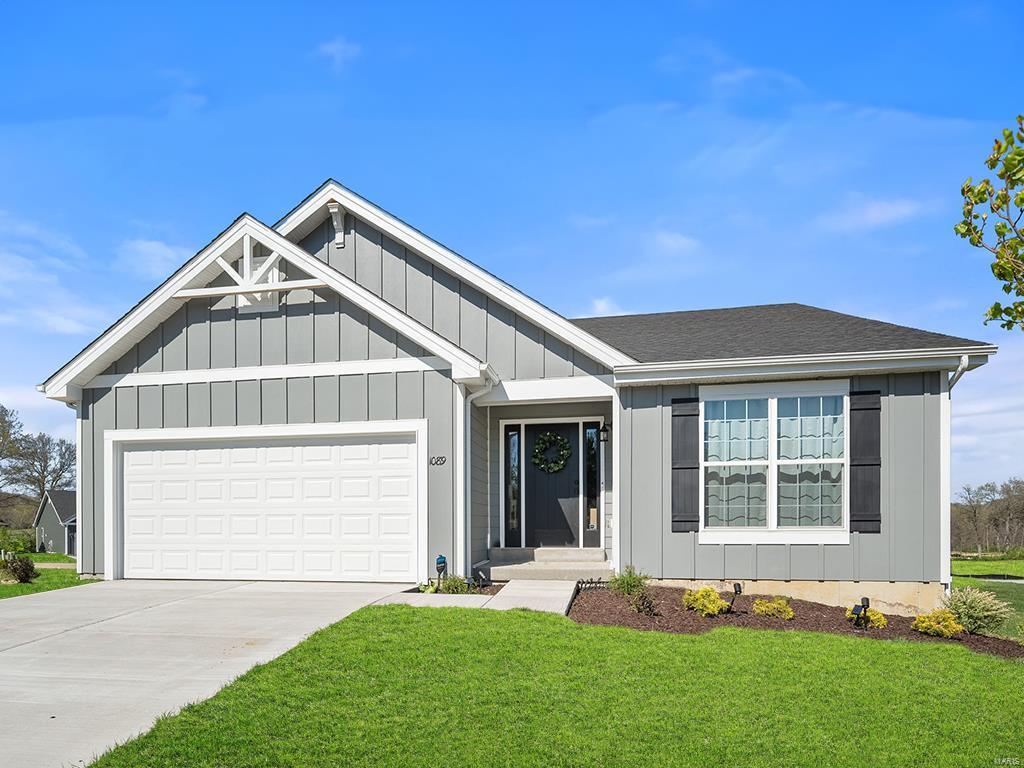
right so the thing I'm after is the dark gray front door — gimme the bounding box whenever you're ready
[524,423,579,547]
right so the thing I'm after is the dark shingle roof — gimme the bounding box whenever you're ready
[45,490,77,525]
[570,303,989,364]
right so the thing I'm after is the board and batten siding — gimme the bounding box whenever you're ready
[298,216,606,381]
[616,372,944,583]
[78,368,458,576]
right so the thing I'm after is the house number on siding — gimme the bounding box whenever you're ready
[429,456,447,466]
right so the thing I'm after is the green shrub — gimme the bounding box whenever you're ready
[752,596,794,620]
[0,528,33,555]
[942,587,1013,635]
[629,588,657,616]
[437,575,471,595]
[0,555,39,584]
[845,605,888,629]
[912,609,964,638]
[682,586,729,617]
[417,582,438,594]
[609,565,648,597]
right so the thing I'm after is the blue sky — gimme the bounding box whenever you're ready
[0,2,1020,490]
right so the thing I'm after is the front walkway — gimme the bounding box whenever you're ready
[0,579,408,768]
[376,579,577,614]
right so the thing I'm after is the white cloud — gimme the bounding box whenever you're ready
[816,197,927,233]
[583,297,625,316]
[315,37,361,72]
[651,229,700,254]
[0,386,75,440]
[114,238,193,280]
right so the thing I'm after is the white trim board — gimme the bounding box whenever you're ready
[85,357,449,390]
[274,181,636,371]
[475,375,614,405]
[40,215,486,402]
[102,420,430,582]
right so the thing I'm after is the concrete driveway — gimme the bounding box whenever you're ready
[0,580,408,768]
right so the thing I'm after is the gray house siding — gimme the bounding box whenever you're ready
[617,372,944,583]
[298,216,607,381]
[78,368,458,577]
[35,501,68,555]
[485,401,614,558]
[469,403,488,566]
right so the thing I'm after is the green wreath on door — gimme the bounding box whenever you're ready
[531,431,572,474]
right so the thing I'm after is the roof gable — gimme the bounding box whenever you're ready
[275,180,636,370]
[40,215,487,401]
[33,489,76,527]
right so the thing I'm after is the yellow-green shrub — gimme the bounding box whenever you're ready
[845,605,888,629]
[752,596,794,620]
[911,609,964,638]
[682,586,729,617]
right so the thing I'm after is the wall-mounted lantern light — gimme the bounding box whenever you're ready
[599,424,610,443]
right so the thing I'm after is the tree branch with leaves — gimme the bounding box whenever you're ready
[955,115,1024,330]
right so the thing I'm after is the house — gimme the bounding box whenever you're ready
[37,180,995,613]
[33,489,77,556]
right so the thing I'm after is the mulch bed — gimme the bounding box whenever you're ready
[405,582,504,596]
[568,585,1024,660]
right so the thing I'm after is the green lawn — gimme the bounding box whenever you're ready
[0,568,96,600]
[92,606,1023,768]
[952,558,1024,579]
[953,576,1024,639]
[27,552,76,564]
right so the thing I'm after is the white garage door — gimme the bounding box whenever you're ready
[121,434,419,582]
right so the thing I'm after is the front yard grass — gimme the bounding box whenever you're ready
[954,576,1024,639]
[92,605,1023,768]
[27,552,76,564]
[952,558,1024,579]
[0,568,95,600]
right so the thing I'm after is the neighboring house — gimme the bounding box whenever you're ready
[33,489,77,556]
[37,180,995,613]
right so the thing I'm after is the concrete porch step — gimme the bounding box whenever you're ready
[488,547,607,565]
[488,560,612,582]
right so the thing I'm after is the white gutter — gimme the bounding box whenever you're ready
[462,368,497,576]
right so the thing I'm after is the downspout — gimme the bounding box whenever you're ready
[947,354,970,390]
[463,368,497,577]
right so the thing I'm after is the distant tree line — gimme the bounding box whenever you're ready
[0,403,75,514]
[952,480,1024,554]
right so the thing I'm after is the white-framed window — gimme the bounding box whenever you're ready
[698,380,850,545]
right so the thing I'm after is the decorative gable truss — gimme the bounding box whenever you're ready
[40,214,490,402]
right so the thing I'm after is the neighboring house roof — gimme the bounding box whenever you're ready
[572,303,990,364]
[32,490,77,528]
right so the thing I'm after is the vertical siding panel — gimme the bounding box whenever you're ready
[286,377,314,424]
[724,545,756,580]
[381,236,406,310]
[285,269,314,364]
[261,379,287,424]
[236,380,261,426]
[313,376,340,423]
[163,384,187,428]
[573,349,604,377]
[887,373,924,581]
[115,388,138,430]
[186,299,211,370]
[329,213,355,277]
[368,372,397,420]
[543,333,573,378]
[790,545,822,580]
[629,387,663,576]
[137,327,162,373]
[91,388,115,575]
[368,316,397,359]
[354,218,383,296]
[340,374,368,421]
[618,388,633,566]
[485,300,515,381]
[424,371,454,565]
[459,284,487,361]
[187,383,211,427]
[312,289,341,363]
[162,306,188,371]
[138,386,162,428]
[260,307,286,366]
[514,316,544,379]
[235,313,261,367]
[921,373,941,580]
[299,218,332,263]
[115,346,138,375]
[79,392,95,574]
[210,381,236,426]
[405,250,433,329]
[695,544,725,580]
[209,301,236,368]
[754,545,789,580]
[396,371,424,419]
[432,267,460,344]
[340,299,369,361]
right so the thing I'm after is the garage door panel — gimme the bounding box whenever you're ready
[122,434,418,582]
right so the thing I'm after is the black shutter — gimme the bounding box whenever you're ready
[671,398,700,532]
[849,391,882,533]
